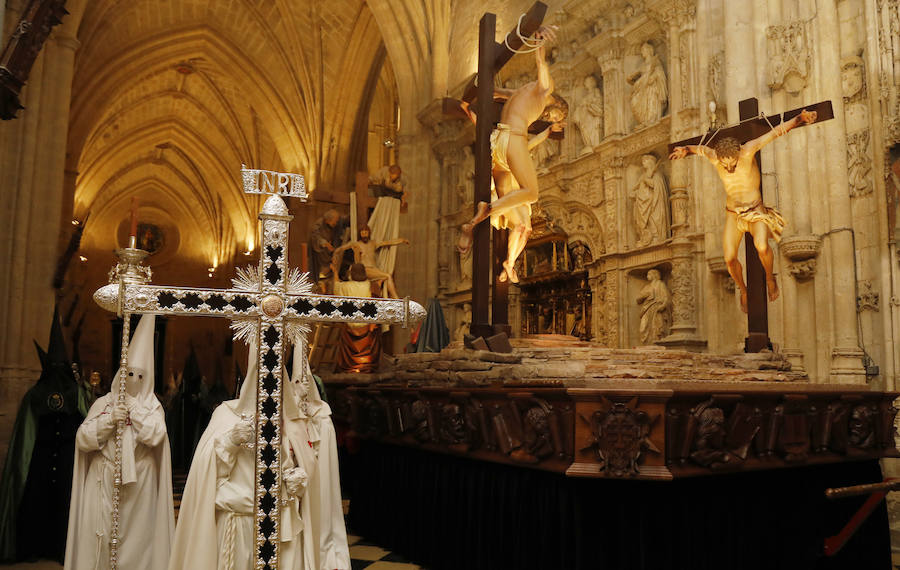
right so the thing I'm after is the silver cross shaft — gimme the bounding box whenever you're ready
[94,185,424,569]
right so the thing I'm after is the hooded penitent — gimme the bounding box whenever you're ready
[169,337,350,570]
[0,306,84,563]
[65,314,174,570]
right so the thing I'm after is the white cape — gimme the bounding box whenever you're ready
[169,347,349,570]
[64,394,174,569]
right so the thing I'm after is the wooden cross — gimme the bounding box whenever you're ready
[669,97,833,352]
[442,2,548,339]
[93,166,425,570]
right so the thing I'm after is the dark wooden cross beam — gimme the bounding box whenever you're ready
[442,2,547,339]
[669,97,833,353]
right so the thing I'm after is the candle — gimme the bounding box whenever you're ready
[129,197,138,237]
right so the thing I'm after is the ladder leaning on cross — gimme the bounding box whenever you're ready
[93,165,425,570]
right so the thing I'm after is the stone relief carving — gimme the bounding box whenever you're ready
[532,138,559,171]
[629,154,669,247]
[766,21,810,94]
[708,51,723,106]
[604,271,619,346]
[573,75,604,152]
[857,281,880,312]
[670,258,695,326]
[787,259,818,282]
[842,55,866,104]
[847,129,873,198]
[636,269,671,344]
[627,42,668,128]
[780,235,822,282]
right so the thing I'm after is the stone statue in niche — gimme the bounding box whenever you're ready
[573,75,604,152]
[629,154,668,247]
[569,241,592,271]
[455,303,471,341]
[457,145,475,206]
[636,269,671,344]
[627,42,668,127]
[457,237,472,290]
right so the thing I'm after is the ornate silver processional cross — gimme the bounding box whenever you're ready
[93,166,426,570]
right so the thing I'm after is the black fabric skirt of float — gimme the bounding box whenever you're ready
[345,441,890,570]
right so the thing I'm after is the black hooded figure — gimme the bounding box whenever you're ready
[0,306,86,562]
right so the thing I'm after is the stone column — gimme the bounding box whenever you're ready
[817,1,867,384]
[0,30,80,459]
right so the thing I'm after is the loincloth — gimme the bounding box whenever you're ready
[489,187,532,231]
[727,201,786,242]
[490,123,526,173]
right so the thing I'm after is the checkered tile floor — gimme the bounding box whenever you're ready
[348,534,424,570]
[344,500,425,570]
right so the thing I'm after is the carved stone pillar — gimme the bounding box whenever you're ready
[658,240,706,351]
[602,157,624,254]
[668,165,690,237]
[598,39,626,138]
[603,271,620,347]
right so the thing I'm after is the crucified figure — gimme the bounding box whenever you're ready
[334,225,408,298]
[456,25,566,284]
[669,108,818,312]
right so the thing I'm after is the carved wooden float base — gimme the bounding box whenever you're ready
[324,344,898,480]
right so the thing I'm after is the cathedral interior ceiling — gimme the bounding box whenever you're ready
[64,0,392,269]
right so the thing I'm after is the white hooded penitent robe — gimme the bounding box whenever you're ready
[65,314,174,570]
[169,339,350,570]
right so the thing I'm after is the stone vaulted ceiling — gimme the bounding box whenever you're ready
[67,0,391,268]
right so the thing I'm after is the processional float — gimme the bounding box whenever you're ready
[93,166,425,569]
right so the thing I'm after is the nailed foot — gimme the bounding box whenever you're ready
[739,288,748,314]
[502,259,519,284]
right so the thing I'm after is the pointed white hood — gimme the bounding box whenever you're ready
[227,340,258,417]
[113,314,156,407]
[288,337,331,418]
[112,314,159,485]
